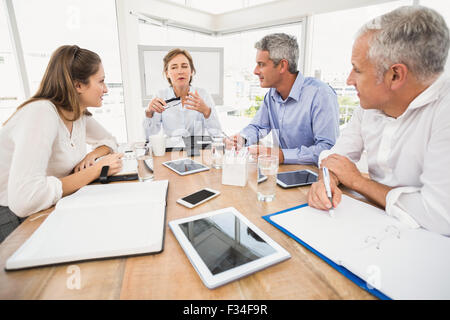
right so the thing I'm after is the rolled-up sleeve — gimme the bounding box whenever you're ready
[283,87,340,165]
[385,106,450,236]
[8,103,63,217]
[85,116,118,152]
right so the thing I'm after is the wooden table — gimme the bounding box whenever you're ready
[0,150,376,300]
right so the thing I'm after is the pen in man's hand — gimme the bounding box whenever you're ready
[322,166,335,217]
[221,131,232,141]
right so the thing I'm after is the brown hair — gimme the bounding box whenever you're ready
[3,45,101,125]
[163,48,196,86]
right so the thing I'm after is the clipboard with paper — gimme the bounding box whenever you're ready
[262,195,450,300]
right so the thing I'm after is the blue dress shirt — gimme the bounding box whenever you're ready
[240,72,339,165]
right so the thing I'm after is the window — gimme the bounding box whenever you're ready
[138,22,303,134]
[309,0,413,126]
[12,0,127,142]
[0,3,22,124]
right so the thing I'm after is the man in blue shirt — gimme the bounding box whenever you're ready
[231,33,339,165]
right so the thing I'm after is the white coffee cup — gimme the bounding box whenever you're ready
[150,134,166,156]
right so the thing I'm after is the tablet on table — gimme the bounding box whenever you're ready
[276,169,318,188]
[169,207,291,289]
[162,158,209,175]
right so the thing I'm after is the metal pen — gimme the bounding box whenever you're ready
[322,166,335,217]
[164,97,181,109]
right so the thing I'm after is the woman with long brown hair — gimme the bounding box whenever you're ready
[143,48,222,138]
[0,45,123,242]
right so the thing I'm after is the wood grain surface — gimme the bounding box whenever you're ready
[0,150,376,300]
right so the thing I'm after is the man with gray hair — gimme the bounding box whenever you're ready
[230,33,339,165]
[308,6,450,236]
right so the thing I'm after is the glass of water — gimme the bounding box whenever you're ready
[257,155,279,202]
[134,142,154,182]
[211,137,225,169]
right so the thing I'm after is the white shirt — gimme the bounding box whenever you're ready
[0,100,118,217]
[320,74,450,236]
[143,86,222,138]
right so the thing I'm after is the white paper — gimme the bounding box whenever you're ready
[269,195,450,299]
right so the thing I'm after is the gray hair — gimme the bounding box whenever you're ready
[255,33,299,74]
[357,5,449,83]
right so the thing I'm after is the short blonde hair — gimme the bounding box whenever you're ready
[163,48,196,86]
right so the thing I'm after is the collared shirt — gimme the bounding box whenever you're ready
[143,86,222,138]
[240,72,340,165]
[0,100,118,217]
[319,74,450,236]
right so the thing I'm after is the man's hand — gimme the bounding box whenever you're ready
[307,171,342,210]
[225,133,246,150]
[321,154,363,189]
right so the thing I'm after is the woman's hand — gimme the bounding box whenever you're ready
[74,152,97,172]
[95,153,123,176]
[183,91,211,118]
[146,97,167,117]
[74,145,112,172]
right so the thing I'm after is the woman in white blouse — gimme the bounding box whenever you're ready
[0,45,123,242]
[143,48,222,138]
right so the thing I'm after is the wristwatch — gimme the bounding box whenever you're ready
[99,165,110,184]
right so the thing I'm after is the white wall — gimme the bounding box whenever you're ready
[115,0,400,142]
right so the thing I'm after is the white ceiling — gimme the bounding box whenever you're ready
[137,0,397,34]
[162,0,279,15]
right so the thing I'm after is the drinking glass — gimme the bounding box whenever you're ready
[211,137,225,169]
[257,155,278,202]
[134,142,154,182]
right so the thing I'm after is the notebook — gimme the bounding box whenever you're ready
[90,158,139,184]
[5,180,169,271]
[263,195,450,300]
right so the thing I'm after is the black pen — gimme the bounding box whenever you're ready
[165,97,180,103]
[164,97,181,109]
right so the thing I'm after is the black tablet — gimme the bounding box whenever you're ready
[276,169,318,188]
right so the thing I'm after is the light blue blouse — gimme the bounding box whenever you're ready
[143,86,222,138]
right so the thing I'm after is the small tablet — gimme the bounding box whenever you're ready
[169,207,291,289]
[276,169,318,188]
[162,158,209,175]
